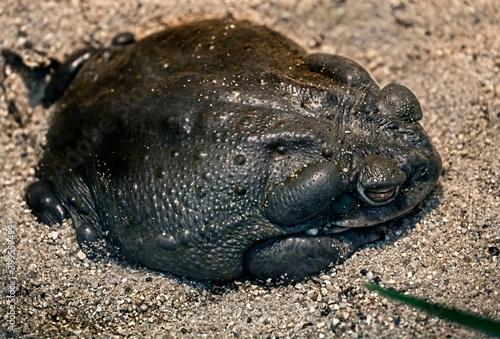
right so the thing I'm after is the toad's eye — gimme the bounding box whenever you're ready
[359,186,400,205]
[356,155,406,206]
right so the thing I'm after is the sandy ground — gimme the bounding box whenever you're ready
[1,0,499,338]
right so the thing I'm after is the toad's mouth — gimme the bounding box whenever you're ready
[276,189,403,237]
[283,179,425,237]
[303,224,350,236]
[272,201,357,238]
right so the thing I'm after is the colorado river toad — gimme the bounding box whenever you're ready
[14,19,441,281]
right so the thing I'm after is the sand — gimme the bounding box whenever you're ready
[1,0,499,338]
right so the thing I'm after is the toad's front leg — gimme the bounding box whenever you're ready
[243,230,381,282]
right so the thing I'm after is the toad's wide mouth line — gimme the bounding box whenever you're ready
[307,223,351,236]
[282,193,405,236]
[279,220,352,238]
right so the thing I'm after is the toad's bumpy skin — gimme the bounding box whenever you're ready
[23,19,441,281]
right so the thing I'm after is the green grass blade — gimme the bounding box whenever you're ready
[364,282,500,338]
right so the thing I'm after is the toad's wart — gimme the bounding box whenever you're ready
[12,19,441,281]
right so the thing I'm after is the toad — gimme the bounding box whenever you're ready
[6,19,441,281]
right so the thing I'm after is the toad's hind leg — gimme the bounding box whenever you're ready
[26,180,67,225]
[26,179,104,257]
[243,231,381,282]
[1,49,94,107]
[41,49,95,107]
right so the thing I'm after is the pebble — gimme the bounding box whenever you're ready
[366,271,374,280]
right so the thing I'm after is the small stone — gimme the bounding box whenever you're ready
[488,247,499,256]
[366,271,374,280]
[77,251,86,260]
[320,305,331,316]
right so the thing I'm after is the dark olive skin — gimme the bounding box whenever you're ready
[20,19,441,281]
